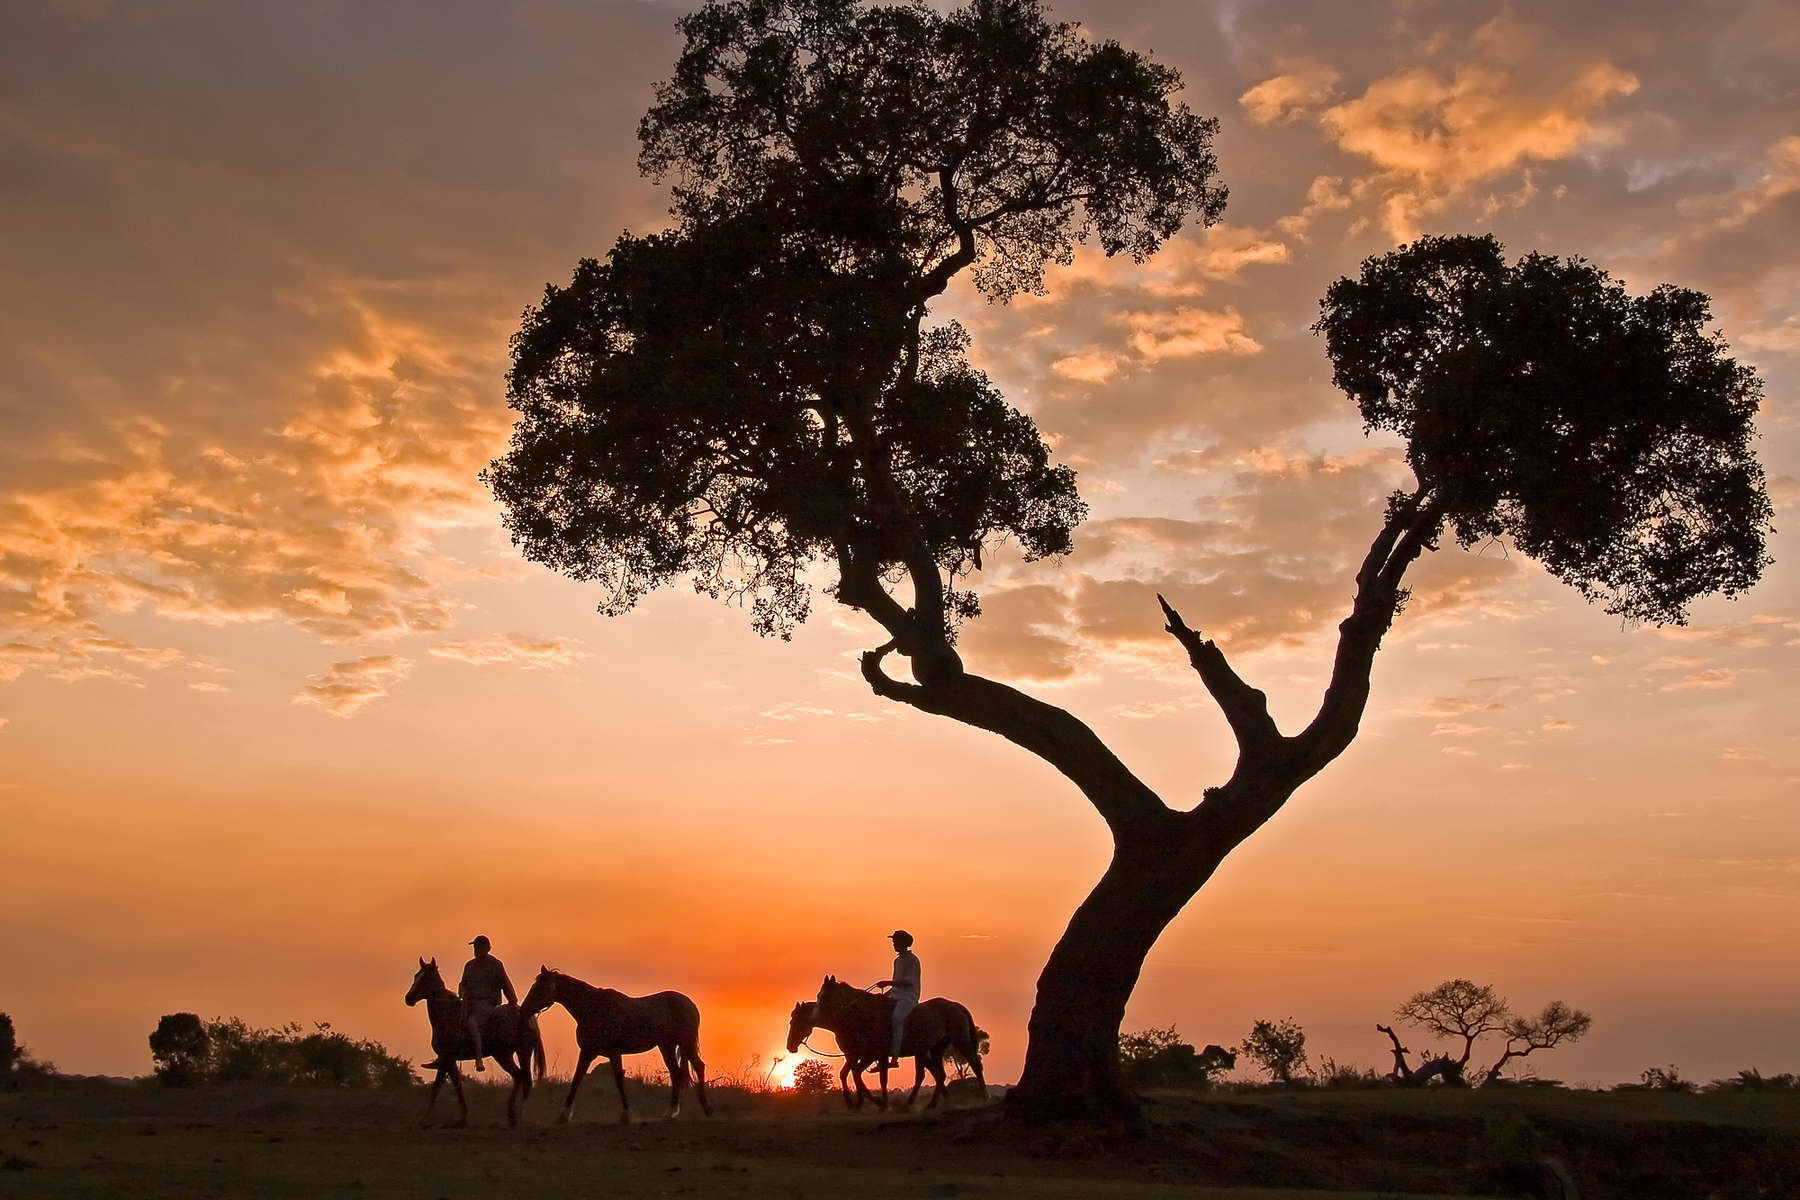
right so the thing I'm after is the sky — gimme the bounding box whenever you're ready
[4,0,1797,1090]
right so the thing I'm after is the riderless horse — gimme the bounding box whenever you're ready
[788,975,986,1111]
[404,957,545,1127]
[520,966,711,1124]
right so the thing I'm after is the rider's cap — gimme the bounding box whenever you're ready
[889,929,913,946]
[470,934,491,950]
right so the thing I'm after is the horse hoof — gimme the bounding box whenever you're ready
[557,1112,572,1125]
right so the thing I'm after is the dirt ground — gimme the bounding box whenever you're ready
[4,1076,1797,1199]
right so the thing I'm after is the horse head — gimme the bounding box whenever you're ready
[786,1001,818,1054]
[816,974,858,1014]
[405,956,445,1007]
[521,966,559,1019]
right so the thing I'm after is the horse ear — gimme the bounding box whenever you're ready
[418,956,426,967]
[540,964,548,974]
[429,956,437,966]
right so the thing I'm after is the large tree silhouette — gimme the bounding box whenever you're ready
[488,0,1771,1122]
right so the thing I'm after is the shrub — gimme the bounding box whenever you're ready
[1312,1057,1381,1089]
[1119,1026,1233,1089]
[149,1014,412,1088]
[1241,1018,1309,1084]
[1637,1064,1695,1093]
[791,1059,835,1095]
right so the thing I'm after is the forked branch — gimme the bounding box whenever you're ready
[1158,593,1280,755]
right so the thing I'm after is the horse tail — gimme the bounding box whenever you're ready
[530,1015,547,1081]
[956,1003,986,1075]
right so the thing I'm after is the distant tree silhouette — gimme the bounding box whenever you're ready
[149,1012,210,1086]
[1395,980,1510,1072]
[1482,1001,1592,1086]
[0,1012,16,1077]
[490,0,1771,1122]
[1386,980,1591,1086]
[1240,1018,1308,1084]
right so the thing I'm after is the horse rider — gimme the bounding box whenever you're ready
[874,929,920,1069]
[459,934,517,1072]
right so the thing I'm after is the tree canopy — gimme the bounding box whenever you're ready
[488,0,1223,650]
[1316,234,1771,625]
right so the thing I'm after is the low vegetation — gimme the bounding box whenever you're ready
[148,1013,413,1090]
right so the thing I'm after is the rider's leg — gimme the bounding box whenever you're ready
[888,1002,911,1068]
[467,1016,486,1071]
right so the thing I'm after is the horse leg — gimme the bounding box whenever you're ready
[560,1049,596,1124]
[659,1044,683,1119]
[423,1066,446,1126]
[685,1045,710,1116]
[609,1056,631,1124]
[850,1061,872,1111]
[504,1053,526,1128]
[906,1056,929,1109]
[923,1056,948,1109]
[839,1063,856,1110]
[448,1065,468,1128]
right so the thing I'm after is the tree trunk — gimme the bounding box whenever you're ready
[1006,823,1221,1124]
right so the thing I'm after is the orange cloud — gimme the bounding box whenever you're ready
[1317,17,1638,237]
[1122,307,1263,361]
[291,654,413,717]
[1239,60,1340,125]
[428,634,588,670]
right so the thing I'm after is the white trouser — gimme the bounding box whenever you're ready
[890,997,917,1057]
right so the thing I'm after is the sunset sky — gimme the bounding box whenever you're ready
[5,0,1797,1091]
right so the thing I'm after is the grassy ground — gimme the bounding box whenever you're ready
[4,1075,1796,1199]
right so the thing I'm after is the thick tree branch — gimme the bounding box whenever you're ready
[1157,593,1280,755]
[917,165,978,300]
[1293,493,1445,772]
[860,643,1169,837]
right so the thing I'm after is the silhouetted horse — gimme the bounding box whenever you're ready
[404,957,545,1128]
[520,967,711,1124]
[791,975,986,1111]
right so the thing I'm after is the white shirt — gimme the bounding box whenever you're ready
[890,949,921,1003]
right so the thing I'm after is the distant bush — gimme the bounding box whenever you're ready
[1635,1064,1696,1093]
[149,1014,412,1089]
[1311,1056,1381,1089]
[1706,1068,1797,1093]
[1241,1018,1308,1084]
[1118,1026,1233,1089]
[791,1059,835,1095]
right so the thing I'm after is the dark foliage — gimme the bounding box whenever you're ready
[791,1059,835,1094]
[1241,1018,1308,1084]
[149,1014,412,1090]
[489,0,1222,641]
[1117,1026,1233,1088]
[1316,234,1771,625]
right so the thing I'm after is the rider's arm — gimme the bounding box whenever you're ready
[501,967,518,1006]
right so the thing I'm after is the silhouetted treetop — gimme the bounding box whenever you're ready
[639,0,1225,301]
[1316,234,1771,625]
[493,0,1222,643]
[494,229,1082,637]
